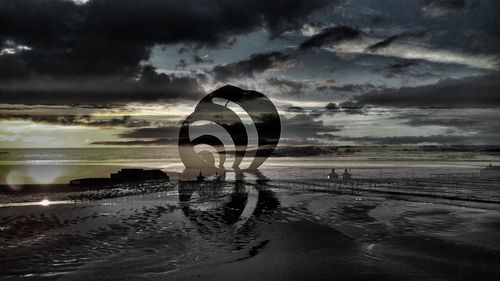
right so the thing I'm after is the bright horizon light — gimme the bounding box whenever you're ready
[39,199,50,206]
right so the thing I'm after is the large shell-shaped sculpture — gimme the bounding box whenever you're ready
[178,85,280,170]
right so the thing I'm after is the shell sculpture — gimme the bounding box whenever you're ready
[178,85,281,170]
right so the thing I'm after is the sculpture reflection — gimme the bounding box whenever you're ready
[178,172,280,243]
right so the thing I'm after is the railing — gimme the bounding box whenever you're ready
[267,177,500,206]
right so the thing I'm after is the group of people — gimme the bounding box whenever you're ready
[327,168,352,180]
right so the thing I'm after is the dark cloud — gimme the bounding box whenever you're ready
[281,114,341,142]
[369,15,386,25]
[286,106,305,112]
[366,32,426,52]
[267,77,305,96]
[0,0,327,78]
[117,123,248,147]
[325,103,338,110]
[118,126,180,139]
[422,0,466,18]
[401,115,482,128]
[84,116,151,128]
[212,52,292,82]
[299,25,360,50]
[338,100,364,114]
[175,59,188,69]
[0,114,150,128]
[94,113,341,146]
[92,138,176,146]
[417,1,500,57]
[366,35,400,52]
[0,65,204,105]
[370,59,439,81]
[335,134,500,145]
[271,145,337,157]
[0,0,328,104]
[316,82,377,94]
[321,101,364,115]
[383,60,419,77]
[355,74,500,108]
[395,111,500,137]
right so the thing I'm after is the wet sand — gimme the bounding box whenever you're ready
[1,182,500,280]
[164,221,500,281]
[163,190,500,281]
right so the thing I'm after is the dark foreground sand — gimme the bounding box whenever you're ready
[164,221,500,281]
[1,182,500,281]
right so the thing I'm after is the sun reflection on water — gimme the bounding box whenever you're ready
[39,199,50,206]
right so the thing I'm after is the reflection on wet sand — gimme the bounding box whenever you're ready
[0,177,500,281]
[179,182,280,224]
[178,178,280,249]
[0,199,75,208]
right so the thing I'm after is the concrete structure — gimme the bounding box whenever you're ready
[110,168,169,182]
[69,178,111,186]
[70,168,169,186]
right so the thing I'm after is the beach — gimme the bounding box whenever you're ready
[2,0,500,279]
[1,179,500,281]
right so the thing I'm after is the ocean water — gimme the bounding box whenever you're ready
[1,146,499,184]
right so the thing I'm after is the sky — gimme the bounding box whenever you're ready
[1,0,500,148]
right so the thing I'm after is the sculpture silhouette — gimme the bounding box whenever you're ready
[179,85,281,170]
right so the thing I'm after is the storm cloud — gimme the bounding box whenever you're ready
[335,134,500,145]
[366,32,426,52]
[0,114,150,128]
[355,74,500,108]
[2,0,500,148]
[0,65,204,105]
[422,0,466,18]
[92,138,176,146]
[212,52,293,82]
[0,0,328,103]
[267,77,305,96]
[299,25,360,50]
[99,113,341,146]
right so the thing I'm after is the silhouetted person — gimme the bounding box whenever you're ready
[342,168,352,179]
[213,171,221,182]
[328,168,339,180]
[197,171,205,182]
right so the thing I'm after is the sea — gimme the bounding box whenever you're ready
[1,145,499,185]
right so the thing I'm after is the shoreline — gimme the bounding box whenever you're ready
[2,175,499,208]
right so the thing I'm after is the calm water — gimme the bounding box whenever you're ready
[1,146,499,184]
